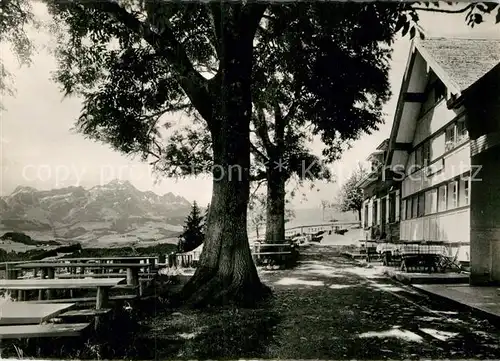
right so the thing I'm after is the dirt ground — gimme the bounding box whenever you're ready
[134,245,500,359]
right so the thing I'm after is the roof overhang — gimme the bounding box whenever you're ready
[356,167,381,189]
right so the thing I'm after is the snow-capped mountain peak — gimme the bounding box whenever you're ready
[0,181,192,244]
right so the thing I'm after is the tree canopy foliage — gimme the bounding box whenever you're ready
[0,0,36,104]
[338,165,370,221]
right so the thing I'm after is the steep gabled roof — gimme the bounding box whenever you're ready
[386,37,500,167]
[418,37,500,91]
[376,138,390,151]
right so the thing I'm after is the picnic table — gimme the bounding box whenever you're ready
[0,278,125,309]
[375,242,452,272]
[57,256,158,267]
[0,302,74,325]
[0,301,91,339]
[16,262,150,286]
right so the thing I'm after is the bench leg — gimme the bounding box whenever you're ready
[96,287,109,310]
[95,287,109,332]
[139,280,144,297]
[38,269,47,300]
[46,268,55,300]
[127,268,139,286]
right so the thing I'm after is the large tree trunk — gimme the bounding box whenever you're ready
[179,15,270,308]
[265,169,286,243]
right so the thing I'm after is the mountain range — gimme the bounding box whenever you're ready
[0,180,192,246]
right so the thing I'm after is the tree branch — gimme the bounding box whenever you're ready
[240,3,268,39]
[249,171,267,183]
[411,3,473,14]
[250,142,269,162]
[252,107,275,154]
[80,0,214,124]
[206,3,222,59]
[282,84,302,128]
[274,102,285,150]
[250,178,267,198]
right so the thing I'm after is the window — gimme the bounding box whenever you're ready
[412,195,418,218]
[448,181,458,209]
[445,124,456,152]
[457,117,468,144]
[431,133,445,161]
[395,192,400,221]
[415,147,423,169]
[418,193,425,217]
[422,141,431,166]
[407,152,415,175]
[364,204,369,228]
[401,199,407,221]
[425,189,438,215]
[373,199,378,225]
[389,193,396,223]
[459,177,470,207]
[444,118,469,153]
[438,185,447,212]
[406,198,412,220]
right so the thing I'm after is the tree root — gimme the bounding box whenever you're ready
[170,272,272,309]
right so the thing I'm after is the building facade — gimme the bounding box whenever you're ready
[358,140,401,242]
[363,37,500,284]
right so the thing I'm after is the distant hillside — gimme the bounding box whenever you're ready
[286,206,359,229]
[0,180,192,246]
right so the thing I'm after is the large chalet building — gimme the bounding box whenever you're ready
[358,37,500,285]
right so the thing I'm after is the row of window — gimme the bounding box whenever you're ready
[401,176,470,220]
[363,176,471,227]
[363,192,398,228]
[409,116,468,174]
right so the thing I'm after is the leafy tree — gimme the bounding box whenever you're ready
[0,0,37,108]
[2,1,499,307]
[248,191,266,240]
[337,165,369,222]
[178,201,205,253]
[248,181,296,241]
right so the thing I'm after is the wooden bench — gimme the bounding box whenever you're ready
[17,263,150,286]
[26,294,138,304]
[0,302,75,325]
[59,308,112,317]
[0,278,126,309]
[0,323,89,339]
[57,272,156,279]
[59,256,158,264]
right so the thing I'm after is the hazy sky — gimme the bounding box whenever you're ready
[1,4,499,208]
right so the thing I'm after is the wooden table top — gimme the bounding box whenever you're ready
[0,278,126,290]
[17,262,151,269]
[0,322,89,339]
[0,302,74,325]
[61,256,158,261]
